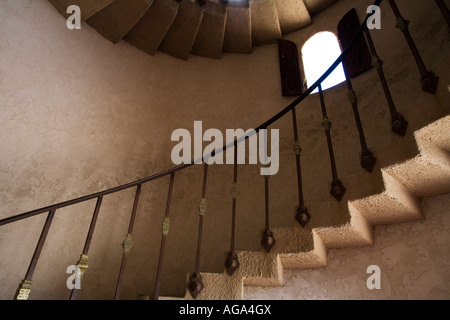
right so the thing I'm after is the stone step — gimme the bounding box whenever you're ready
[250,0,282,45]
[191,1,228,60]
[124,0,179,56]
[350,169,424,226]
[47,0,336,60]
[48,0,116,21]
[223,1,253,53]
[86,0,153,44]
[160,251,284,300]
[274,0,312,35]
[383,118,450,198]
[159,115,450,300]
[414,115,450,166]
[158,0,204,60]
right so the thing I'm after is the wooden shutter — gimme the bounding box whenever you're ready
[337,8,373,78]
[278,39,303,96]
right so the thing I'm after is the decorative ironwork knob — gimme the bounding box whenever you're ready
[261,230,276,253]
[295,206,311,227]
[330,179,346,202]
[225,251,240,276]
[188,273,204,299]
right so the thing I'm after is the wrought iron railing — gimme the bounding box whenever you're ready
[1,0,445,300]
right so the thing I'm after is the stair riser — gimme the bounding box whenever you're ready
[86,0,153,44]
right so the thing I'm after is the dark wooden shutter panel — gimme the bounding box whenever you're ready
[278,39,303,96]
[337,8,373,78]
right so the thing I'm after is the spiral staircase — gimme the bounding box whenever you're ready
[1,0,449,301]
[48,0,339,60]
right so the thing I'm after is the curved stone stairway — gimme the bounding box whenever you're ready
[158,115,450,300]
[48,0,339,60]
[25,0,447,300]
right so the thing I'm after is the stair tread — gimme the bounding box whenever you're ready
[223,2,253,53]
[86,0,153,44]
[158,0,204,60]
[48,0,116,21]
[250,0,282,45]
[386,156,450,198]
[350,191,422,226]
[124,0,179,56]
[191,1,227,60]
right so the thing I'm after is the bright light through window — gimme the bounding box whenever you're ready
[301,32,346,93]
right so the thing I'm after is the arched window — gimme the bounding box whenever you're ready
[301,32,346,93]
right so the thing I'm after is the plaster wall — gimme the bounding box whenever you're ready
[245,193,450,300]
[0,0,448,300]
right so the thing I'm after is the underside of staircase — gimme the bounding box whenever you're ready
[48,0,339,60]
[158,115,450,300]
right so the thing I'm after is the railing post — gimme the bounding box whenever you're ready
[388,0,439,93]
[318,84,346,201]
[364,27,408,137]
[152,172,175,300]
[435,0,450,32]
[343,65,377,173]
[188,163,209,299]
[259,129,276,252]
[261,167,275,253]
[225,141,240,276]
[14,209,56,300]
[291,108,310,227]
[70,196,103,300]
[114,184,142,300]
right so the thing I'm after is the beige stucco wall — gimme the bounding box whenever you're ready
[0,0,448,300]
[245,193,450,300]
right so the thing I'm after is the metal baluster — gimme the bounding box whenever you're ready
[292,107,310,227]
[435,0,450,32]
[318,84,346,201]
[261,169,275,252]
[343,65,377,173]
[225,141,240,276]
[14,209,56,300]
[188,163,209,298]
[70,196,103,300]
[364,28,409,137]
[388,0,439,93]
[152,172,175,300]
[260,129,276,252]
[114,184,142,300]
